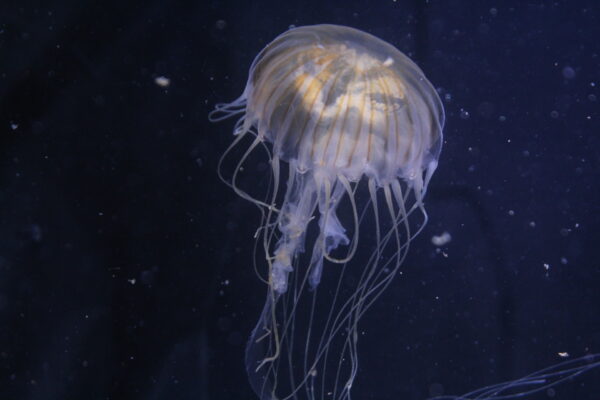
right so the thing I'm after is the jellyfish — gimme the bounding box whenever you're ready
[210,24,442,399]
[209,24,599,400]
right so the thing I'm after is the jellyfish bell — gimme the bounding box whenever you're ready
[237,24,442,184]
[210,24,443,399]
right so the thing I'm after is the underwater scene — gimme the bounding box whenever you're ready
[1,0,599,399]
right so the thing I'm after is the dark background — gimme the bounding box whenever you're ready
[1,0,599,399]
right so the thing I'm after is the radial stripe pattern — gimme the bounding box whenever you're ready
[244,24,444,182]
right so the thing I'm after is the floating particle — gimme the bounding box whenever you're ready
[562,66,576,80]
[29,224,42,242]
[431,231,452,246]
[154,76,170,87]
[460,108,470,119]
[558,352,570,358]
[215,20,227,30]
[543,263,550,271]
[560,228,571,237]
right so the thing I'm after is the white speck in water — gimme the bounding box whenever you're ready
[529,221,536,228]
[155,76,170,87]
[558,352,570,358]
[560,257,568,265]
[383,57,394,67]
[215,20,227,30]
[508,210,515,216]
[543,263,550,271]
[431,231,452,246]
[560,228,571,237]
[128,278,136,285]
[460,108,470,119]
[10,122,19,130]
[562,66,576,79]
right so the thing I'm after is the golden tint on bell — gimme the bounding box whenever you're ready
[243,24,443,183]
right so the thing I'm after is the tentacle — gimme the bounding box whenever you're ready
[323,175,359,264]
[208,94,247,122]
[430,353,600,400]
[229,136,280,211]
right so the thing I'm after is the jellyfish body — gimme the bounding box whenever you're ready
[211,24,443,400]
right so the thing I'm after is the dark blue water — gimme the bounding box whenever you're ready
[0,0,598,399]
